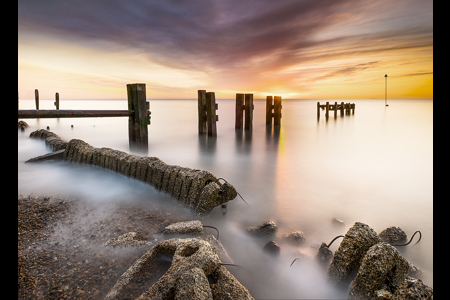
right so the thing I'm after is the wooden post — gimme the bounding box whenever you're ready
[325,102,329,118]
[334,102,337,118]
[340,102,344,117]
[198,90,207,134]
[244,94,253,131]
[206,92,217,136]
[54,93,59,110]
[274,96,282,126]
[317,102,320,118]
[352,104,355,114]
[235,93,245,129]
[127,83,148,151]
[35,89,39,110]
[266,96,273,125]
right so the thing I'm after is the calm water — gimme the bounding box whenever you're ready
[18,98,433,298]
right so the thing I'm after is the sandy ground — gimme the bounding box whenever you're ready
[18,193,192,299]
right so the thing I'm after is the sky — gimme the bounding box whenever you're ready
[18,0,433,100]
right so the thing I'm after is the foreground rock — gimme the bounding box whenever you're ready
[328,222,381,285]
[104,232,153,248]
[28,129,238,215]
[348,242,410,299]
[245,221,278,236]
[378,226,407,244]
[316,242,333,264]
[105,237,253,300]
[391,277,433,300]
[327,222,433,299]
[280,230,306,245]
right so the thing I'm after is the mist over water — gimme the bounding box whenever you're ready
[18,98,433,298]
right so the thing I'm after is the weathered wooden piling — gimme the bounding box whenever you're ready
[35,89,39,110]
[266,96,282,126]
[198,90,207,134]
[198,90,218,136]
[244,94,253,131]
[235,93,245,129]
[235,93,253,130]
[266,96,273,125]
[54,93,59,110]
[127,83,149,151]
[206,92,218,136]
[274,96,282,126]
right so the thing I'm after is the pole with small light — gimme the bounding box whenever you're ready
[384,74,389,106]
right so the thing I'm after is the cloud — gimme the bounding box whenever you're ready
[18,0,433,98]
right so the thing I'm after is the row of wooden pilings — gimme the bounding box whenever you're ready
[198,91,282,136]
[18,84,151,152]
[18,89,60,110]
[317,101,355,119]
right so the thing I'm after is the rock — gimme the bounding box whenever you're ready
[315,242,333,264]
[263,240,280,256]
[103,232,152,248]
[327,222,381,285]
[245,221,278,236]
[18,120,29,131]
[378,226,407,244]
[164,220,204,236]
[105,237,254,300]
[332,218,345,227]
[391,277,433,300]
[175,267,213,300]
[281,230,305,245]
[209,265,254,300]
[348,242,410,300]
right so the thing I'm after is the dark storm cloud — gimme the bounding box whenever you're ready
[18,0,432,79]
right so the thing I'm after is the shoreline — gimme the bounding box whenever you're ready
[18,193,191,299]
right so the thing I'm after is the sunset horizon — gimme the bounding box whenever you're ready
[18,0,432,101]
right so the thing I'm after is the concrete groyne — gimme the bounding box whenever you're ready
[28,129,237,214]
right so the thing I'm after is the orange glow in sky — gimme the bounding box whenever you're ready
[18,1,432,100]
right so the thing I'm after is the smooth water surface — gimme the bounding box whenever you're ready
[18,98,433,298]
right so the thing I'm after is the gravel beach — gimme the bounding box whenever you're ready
[18,193,192,299]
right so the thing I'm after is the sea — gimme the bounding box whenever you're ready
[18,98,433,299]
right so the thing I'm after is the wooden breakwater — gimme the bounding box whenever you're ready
[27,129,238,215]
[18,83,150,151]
[317,101,355,119]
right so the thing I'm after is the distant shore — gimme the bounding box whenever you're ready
[18,193,190,299]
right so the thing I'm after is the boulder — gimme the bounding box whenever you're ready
[164,220,204,236]
[315,242,333,264]
[327,222,381,285]
[105,238,254,300]
[263,240,280,256]
[245,221,278,236]
[378,226,407,244]
[391,277,433,300]
[348,242,410,300]
[281,230,306,245]
[103,232,152,248]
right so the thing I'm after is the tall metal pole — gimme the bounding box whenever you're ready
[384,74,388,106]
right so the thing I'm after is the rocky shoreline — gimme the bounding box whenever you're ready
[18,194,191,299]
[18,194,432,299]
